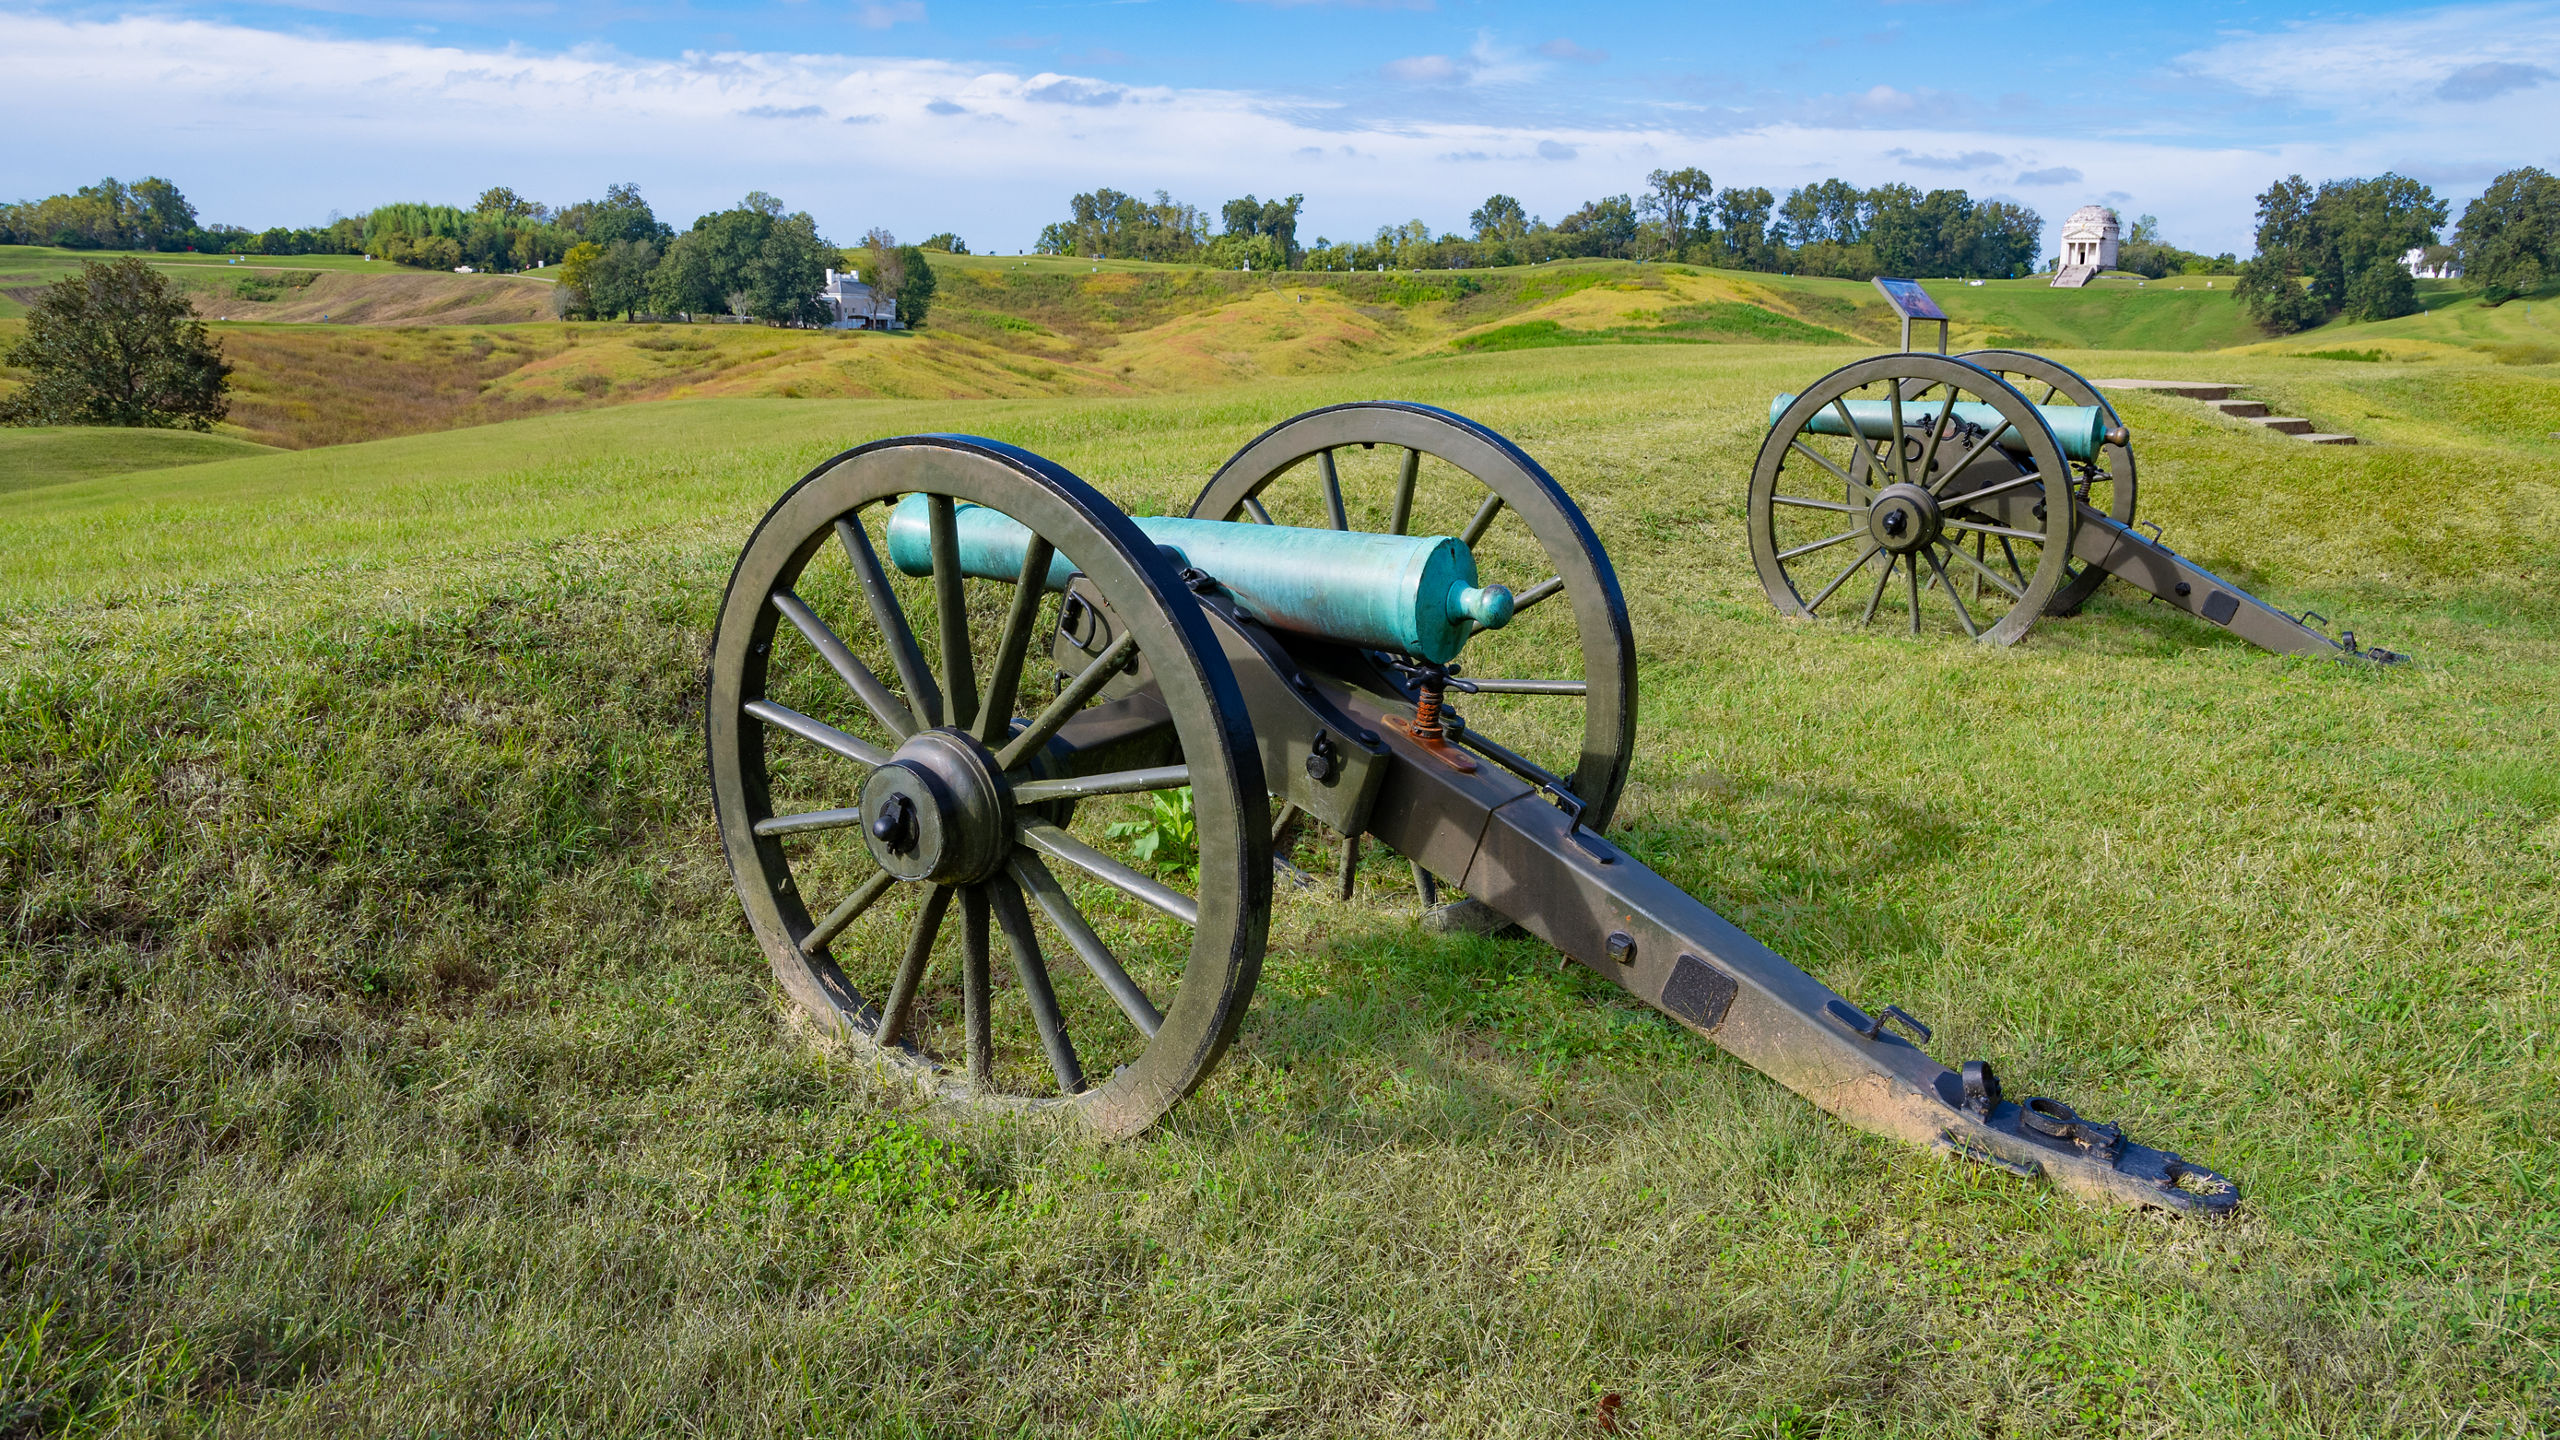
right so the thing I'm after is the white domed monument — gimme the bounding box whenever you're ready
[2051,205,2120,288]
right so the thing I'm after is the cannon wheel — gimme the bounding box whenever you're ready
[1954,349,2135,617]
[1749,354,2076,647]
[708,435,1272,1139]
[1188,402,1639,830]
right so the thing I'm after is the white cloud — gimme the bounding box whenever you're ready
[1384,54,1459,84]
[856,1,925,30]
[0,11,2510,256]
[2171,1,2560,110]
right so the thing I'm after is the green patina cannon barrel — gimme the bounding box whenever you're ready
[1768,394,2109,462]
[884,494,1513,664]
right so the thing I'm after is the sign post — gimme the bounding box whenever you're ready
[1871,277,1949,354]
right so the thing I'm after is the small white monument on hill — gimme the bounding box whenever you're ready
[2050,205,2120,288]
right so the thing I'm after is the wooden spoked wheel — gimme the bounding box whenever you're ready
[708,436,1271,1138]
[1749,354,2076,647]
[1189,402,1639,830]
[1955,349,2135,617]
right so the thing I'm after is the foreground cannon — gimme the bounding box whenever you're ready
[1749,348,2402,657]
[708,405,2239,1216]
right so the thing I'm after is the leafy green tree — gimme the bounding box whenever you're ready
[1034,189,1210,261]
[0,258,230,430]
[1218,194,1303,266]
[559,184,674,249]
[891,245,936,326]
[919,233,968,254]
[2241,172,2446,327]
[1710,187,1777,270]
[1554,195,1639,257]
[1469,194,1530,243]
[474,186,542,220]
[2454,167,2560,303]
[650,194,831,322]
[1642,167,1714,249]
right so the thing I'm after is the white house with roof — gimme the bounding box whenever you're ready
[819,268,898,329]
[2050,206,2121,288]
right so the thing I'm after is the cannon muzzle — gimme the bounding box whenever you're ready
[885,494,1511,664]
[1769,393,2111,462]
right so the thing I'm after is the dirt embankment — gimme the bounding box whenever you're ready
[181,268,556,326]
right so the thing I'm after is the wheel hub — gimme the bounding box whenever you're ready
[859,729,1016,884]
[1867,482,1943,554]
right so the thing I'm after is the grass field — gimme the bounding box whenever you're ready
[0,426,277,496]
[4,339,2556,1434]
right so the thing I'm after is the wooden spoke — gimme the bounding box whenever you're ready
[1318,449,1349,530]
[1462,492,1505,546]
[1785,437,1865,495]
[873,884,953,1047]
[745,700,890,768]
[805,868,897,954]
[1940,470,2046,512]
[1010,764,1191,805]
[1860,553,1896,627]
[976,535,1057,745]
[994,629,1139,771]
[960,885,993,1085]
[1802,541,1882,615]
[1923,546,1980,638]
[927,494,978,732]
[1460,678,1586,695]
[1930,420,2017,494]
[1388,448,1420,535]
[1510,575,1566,614]
[1772,491,1865,515]
[1915,387,1960,488]
[990,874,1084,1095]
[1334,830,1361,902]
[836,516,942,736]
[1011,855,1161,1037]
[1886,382,1909,487]
[772,590,917,739]
[1016,819,1200,926]
[754,806,867,838]
[1778,527,1865,563]
[1243,496,1274,525]
[1941,537,2028,601]
[2001,535,2029,587]
[1943,518,2049,543]
[1906,553,1923,634]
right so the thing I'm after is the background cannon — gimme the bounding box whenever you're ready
[706,405,2238,1216]
[1748,345,2402,659]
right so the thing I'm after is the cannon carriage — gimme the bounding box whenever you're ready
[1749,345,2402,659]
[707,405,2239,1217]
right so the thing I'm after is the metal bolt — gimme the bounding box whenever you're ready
[2175,581,2192,597]
[870,793,918,852]
[1882,510,1908,536]
[1606,931,1637,965]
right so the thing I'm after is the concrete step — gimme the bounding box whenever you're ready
[2253,416,2315,435]
[2211,398,2269,418]
[2094,378,2244,401]
[2297,432,2360,445]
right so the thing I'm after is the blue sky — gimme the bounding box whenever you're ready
[3,0,2554,256]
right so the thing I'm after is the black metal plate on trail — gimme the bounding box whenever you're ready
[1660,953,1737,1031]
[2202,590,2240,626]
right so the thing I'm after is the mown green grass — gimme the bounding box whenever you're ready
[3,346,2556,1434]
[0,426,278,496]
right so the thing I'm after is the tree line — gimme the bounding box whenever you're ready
[1035,171,2052,280]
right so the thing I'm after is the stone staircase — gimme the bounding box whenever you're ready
[2050,264,2099,289]
[2093,378,2357,445]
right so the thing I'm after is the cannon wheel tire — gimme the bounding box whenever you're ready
[1750,353,2076,648]
[1188,401,1639,830]
[708,435,1272,1139]
[1954,349,2135,617]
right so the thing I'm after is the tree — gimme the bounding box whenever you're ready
[1469,194,1529,243]
[1219,193,1304,266]
[1034,189,1210,261]
[1554,195,1639,258]
[650,195,831,322]
[558,241,604,316]
[559,184,674,249]
[920,233,968,254]
[2242,172,2446,326]
[1642,167,1713,249]
[2454,167,2560,303]
[474,186,541,220]
[0,258,230,430]
[1711,187,1776,270]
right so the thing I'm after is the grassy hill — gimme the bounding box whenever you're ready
[3,343,2555,1431]
[0,245,555,326]
[0,425,277,496]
